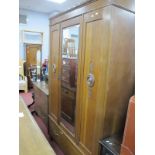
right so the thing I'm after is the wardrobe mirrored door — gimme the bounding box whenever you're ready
[60,25,80,134]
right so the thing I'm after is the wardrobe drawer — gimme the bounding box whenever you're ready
[34,84,48,118]
[49,117,84,155]
[59,131,84,155]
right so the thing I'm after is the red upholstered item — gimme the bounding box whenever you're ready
[20,93,33,106]
[120,96,135,155]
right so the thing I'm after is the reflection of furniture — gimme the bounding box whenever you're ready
[99,135,122,155]
[19,59,28,92]
[49,1,135,155]
[64,38,75,57]
[61,57,77,124]
[33,82,49,126]
[62,58,77,87]
[120,96,135,155]
[19,97,56,155]
[61,86,76,125]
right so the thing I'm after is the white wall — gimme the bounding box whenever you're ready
[19,9,49,62]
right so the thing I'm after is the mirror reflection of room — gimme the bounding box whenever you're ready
[60,25,80,134]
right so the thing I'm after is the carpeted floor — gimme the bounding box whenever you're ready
[19,92,64,155]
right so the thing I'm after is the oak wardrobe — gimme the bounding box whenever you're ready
[48,0,135,155]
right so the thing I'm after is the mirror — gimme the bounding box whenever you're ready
[60,25,80,134]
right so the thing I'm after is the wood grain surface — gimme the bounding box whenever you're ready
[19,97,55,155]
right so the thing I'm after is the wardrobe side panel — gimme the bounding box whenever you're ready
[103,6,135,137]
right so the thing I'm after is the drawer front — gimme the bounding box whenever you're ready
[61,87,75,99]
[35,88,48,115]
[34,85,48,126]
[49,117,84,155]
[38,95,48,115]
